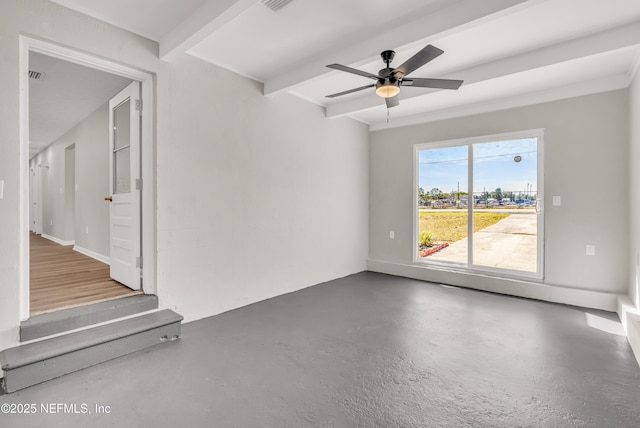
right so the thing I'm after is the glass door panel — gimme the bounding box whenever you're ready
[472,138,538,272]
[417,145,468,264]
[113,98,131,194]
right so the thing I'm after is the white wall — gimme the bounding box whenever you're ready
[629,68,640,311]
[30,103,111,255]
[0,0,369,352]
[369,91,629,308]
[155,54,369,321]
[624,66,640,364]
[73,104,111,256]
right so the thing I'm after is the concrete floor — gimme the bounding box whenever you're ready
[1,272,639,427]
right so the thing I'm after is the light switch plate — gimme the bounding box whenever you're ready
[586,245,596,256]
[389,231,395,239]
[0,180,3,199]
[552,196,561,206]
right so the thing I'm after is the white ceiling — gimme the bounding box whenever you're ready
[44,0,640,132]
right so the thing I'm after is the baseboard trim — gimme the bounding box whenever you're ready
[41,234,74,247]
[73,245,110,265]
[367,259,620,312]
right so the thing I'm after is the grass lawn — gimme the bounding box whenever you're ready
[418,210,510,243]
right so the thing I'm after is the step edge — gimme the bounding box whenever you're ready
[20,296,160,342]
[19,307,162,346]
[21,294,158,328]
[2,322,182,393]
[2,310,182,370]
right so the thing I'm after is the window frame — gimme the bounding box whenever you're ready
[413,129,545,281]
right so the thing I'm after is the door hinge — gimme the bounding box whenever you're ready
[135,99,143,111]
[136,178,143,190]
[136,256,143,269]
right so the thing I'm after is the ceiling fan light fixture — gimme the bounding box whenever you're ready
[325,44,463,108]
[375,80,400,98]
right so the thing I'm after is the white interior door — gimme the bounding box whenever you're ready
[107,81,141,290]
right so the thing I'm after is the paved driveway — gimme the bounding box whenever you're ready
[426,212,538,272]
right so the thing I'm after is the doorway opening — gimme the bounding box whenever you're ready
[19,36,156,321]
[414,130,544,280]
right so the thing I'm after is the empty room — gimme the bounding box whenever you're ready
[1,0,640,426]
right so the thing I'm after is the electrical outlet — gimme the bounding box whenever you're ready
[586,245,596,256]
[0,180,4,199]
[85,226,89,234]
[552,196,561,206]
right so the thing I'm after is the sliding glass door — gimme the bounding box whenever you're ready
[415,131,543,278]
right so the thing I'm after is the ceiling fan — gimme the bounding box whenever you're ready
[325,44,463,108]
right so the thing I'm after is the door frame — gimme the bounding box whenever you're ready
[412,129,545,281]
[18,36,156,321]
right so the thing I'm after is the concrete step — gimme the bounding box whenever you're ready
[1,309,182,393]
[20,294,159,342]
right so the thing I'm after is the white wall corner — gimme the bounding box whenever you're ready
[628,313,640,367]
[617,295,640,367]
[41,234,75,247]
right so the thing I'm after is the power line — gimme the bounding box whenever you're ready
[418,150,537,165]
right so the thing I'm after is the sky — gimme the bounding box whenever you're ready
[418,138,537,196]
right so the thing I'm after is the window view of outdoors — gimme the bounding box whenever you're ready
[417,137,538,273]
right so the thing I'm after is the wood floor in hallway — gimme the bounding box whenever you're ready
[30,233,139,315]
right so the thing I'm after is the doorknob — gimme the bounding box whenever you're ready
[104,196,113,202]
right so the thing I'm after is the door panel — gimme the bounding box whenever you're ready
[108,81,141,290]
[417,145,468,265]
[114,147,131,193]
[471,139,538,273]
[416,134,542,278]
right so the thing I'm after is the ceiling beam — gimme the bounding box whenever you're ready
[159,0,257,62]
[326,21,640,118]
[263,0,531,96]
[370,73,631,131]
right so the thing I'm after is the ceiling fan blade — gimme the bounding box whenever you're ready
[393,45,444,78]
[326,64,379,80]
[402,78,463,90]
[385,95,400,109]
[325,84,375,98]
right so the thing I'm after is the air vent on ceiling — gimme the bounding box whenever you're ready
[29,70,45,80]
[261,0,294,12]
